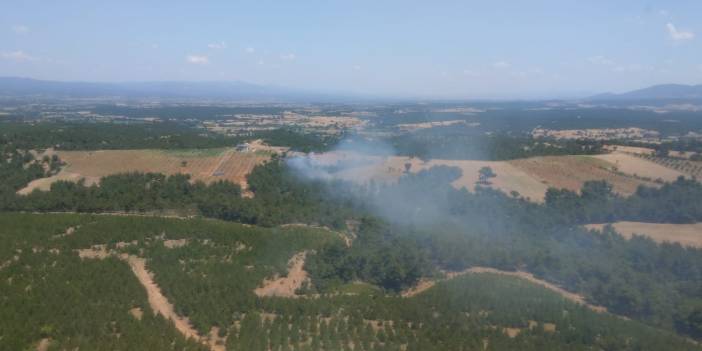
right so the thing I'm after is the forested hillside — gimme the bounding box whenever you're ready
[4,153,702,340]
[1,213,698,351]
[3,122,702,346]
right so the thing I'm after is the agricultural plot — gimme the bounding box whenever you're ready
[306,152,548,201]
[2,213,695,351]
[510,154,669,196]
[586,222,702,249]
[18,149,269,195]
[593,152,686,182]
[308,151,666,202]
[637,154,702,179]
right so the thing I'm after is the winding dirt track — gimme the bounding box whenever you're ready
[78,247,224,351]
[121,255,203,342]
[254,252,309,298]
[403,266,608,313]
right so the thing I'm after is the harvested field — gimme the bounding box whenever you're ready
[639,155,702,179]
[592,152,684,182]
[309,152,549,201]
[509,155,660,197]
[585,222,702,248]
[18,148,269,195]
[305,151,674,201]
[603,145,655,156]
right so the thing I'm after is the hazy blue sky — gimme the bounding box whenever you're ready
[1,1,701,98]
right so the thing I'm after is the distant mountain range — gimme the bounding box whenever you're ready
[590,84,702,101]
[3,77,702,102]
[0,77,346,101]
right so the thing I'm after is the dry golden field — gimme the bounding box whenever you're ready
[592,152,685,182]
[311,151,675,202]
[586,222,702,248]
[19,149,269,195]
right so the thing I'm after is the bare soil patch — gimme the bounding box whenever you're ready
[129,307,144,320]
[401,278,436,297]
[248,139,290,154]
[35,338,51,351]
[543,323,557,332]
[254,252,310,298]
[77,245,111,259]
[586,222,702,248]
[163,239,189,249]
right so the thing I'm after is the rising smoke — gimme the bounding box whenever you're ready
[286,137,466,228]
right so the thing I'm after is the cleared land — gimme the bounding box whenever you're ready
[510,154,666,197]
[592,152,684,182]
[639,155,702,179]
[586,222,702,249]
[309,151,671,202]
[18,149,269,195]
[308,152,548,200]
